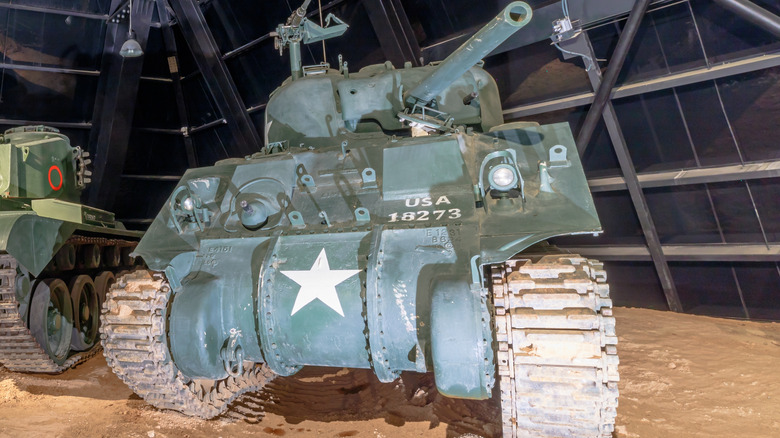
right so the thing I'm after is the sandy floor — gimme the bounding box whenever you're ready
[1,307,779,438]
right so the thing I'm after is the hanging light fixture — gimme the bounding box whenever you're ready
[119,0,143,58]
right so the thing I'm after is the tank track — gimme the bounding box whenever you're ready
[491,254,619,438]
[0,232,138,374]
[100,270,275,418]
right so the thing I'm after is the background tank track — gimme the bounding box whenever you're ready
[491,254,619,438]
[100,270,276,418]
[0,235,137,373]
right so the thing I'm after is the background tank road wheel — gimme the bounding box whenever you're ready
[69,275,99,351]
[79,244,101,269]
[29,278,74,366]
[94,271,115,309]
[55,244,76,271]
[103,246,121,268]
[120,246,136,267]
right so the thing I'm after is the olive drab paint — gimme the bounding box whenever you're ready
[0,126,141,276]
[132,1,602,400]
[0,125,143,374]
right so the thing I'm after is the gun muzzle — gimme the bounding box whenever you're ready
[405,1,532,106]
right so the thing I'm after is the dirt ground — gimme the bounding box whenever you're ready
[1,307,779,438]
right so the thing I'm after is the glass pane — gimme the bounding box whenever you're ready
[613,90,697,172]
[401,0,504,47]
[123,131,188,176]
[733,262,780,321]
[0,9,105,70]
[203,0,288,55]
[645,185,721,244]
[141,27,169,78]
[0,70,98,122]
[134,81,179,129]
[675,81,742,166]
[113,179,176,224]
[708,181,765,244]
[748,178,780,243]
[648,3,707,74]
[487,40,591,109]
[670,262,744,318]
[715,67,780,163]
[192,124,232,166]
[172,25,198,77]
[604,261,668,310]
[182,76,221,126]
[226,41,289,107]
[0,0,111,15]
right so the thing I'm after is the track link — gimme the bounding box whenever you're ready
[0,254,101,373]
[491,254,619,438]
[100,270,275,418]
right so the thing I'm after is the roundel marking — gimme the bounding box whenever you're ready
[48,165,63,191]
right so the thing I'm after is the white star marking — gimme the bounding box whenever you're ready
[280,248,359,317]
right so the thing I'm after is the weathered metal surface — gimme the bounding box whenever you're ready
[0,239,133,373]
[103,2,618,436]
[101,270,275,418]
[491,254,618,437]
[0,126,143,373]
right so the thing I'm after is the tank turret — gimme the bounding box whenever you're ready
[0,126,142,375]
[265,2,531,147]
[0,125,91,203]
[103,3,619,437]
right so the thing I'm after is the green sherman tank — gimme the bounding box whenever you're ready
[0,125,142,373]
[102,2,618,436]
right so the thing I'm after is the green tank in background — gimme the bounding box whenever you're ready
[0,125,142,373]
[102,2,618,437]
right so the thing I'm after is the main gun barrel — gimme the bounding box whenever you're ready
[405,1,532,106]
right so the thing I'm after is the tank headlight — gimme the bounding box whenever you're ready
[181,197,194,211]
[489,165,517,191]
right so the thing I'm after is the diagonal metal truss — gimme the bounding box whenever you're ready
[514,0,780,318]
[167,0,262,156]
[363,0,422,67]
[87,0,156,209]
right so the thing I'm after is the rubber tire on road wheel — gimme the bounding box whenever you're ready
[120,246,136,267]
[94,271,115,309]
[29,279,73,365]
[69,275,99,351]
[55,244,76,271]
[80,244,101,269]
[103,246,121,267]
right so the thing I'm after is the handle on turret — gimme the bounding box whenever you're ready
[405,1,533,106]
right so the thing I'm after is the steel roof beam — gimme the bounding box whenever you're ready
[121,175,182,181]
[156,0,197,167]
[569,28,684,312]
[168,0,262,156]
[421,0,676,61]
[589,160,780,192]
[713,0,780,38]
[0,3,109,20]
[363,0,422,67]
[87,0,155,209]
[504,52,780,118]
[559,244,780,262]
[0,62,171,82]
